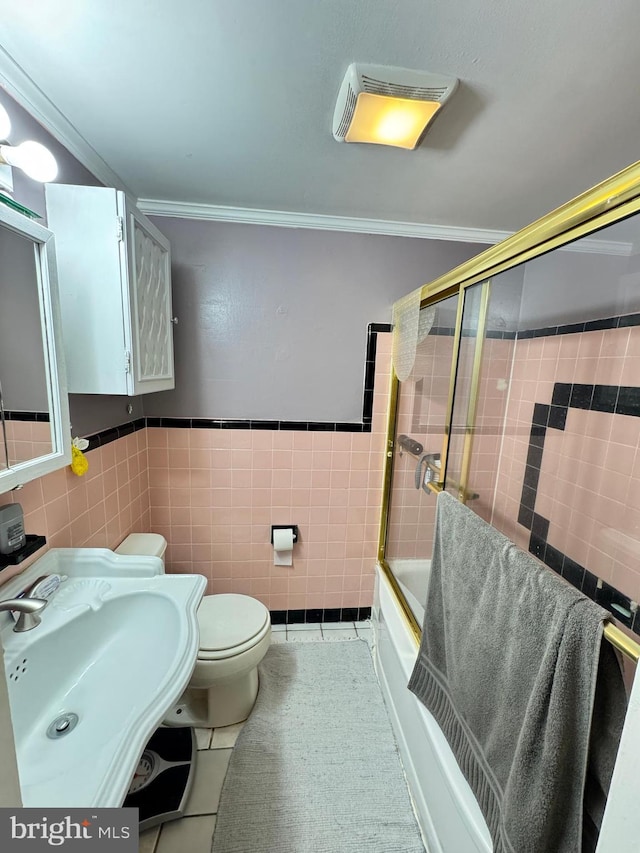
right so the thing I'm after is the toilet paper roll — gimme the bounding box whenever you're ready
[273,527,294,566]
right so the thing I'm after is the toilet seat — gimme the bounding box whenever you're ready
[114,535,272,728]
[196,594,270,661]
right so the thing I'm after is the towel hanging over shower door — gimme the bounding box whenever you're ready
[408,491,627,853]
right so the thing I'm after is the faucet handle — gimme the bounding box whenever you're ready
[14,598,47,632]
[0,597,48,633]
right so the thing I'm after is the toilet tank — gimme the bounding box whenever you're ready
[115,533,167,570]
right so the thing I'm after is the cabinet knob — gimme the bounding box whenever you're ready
[170,317,179,325]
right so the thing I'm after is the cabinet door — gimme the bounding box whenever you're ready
[122,199,175,395]
[47,184,129,395]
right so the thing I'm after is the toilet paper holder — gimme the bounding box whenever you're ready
[270,525,299,545]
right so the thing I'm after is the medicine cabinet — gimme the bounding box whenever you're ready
[0,203,71,494]
[45,184,175,396]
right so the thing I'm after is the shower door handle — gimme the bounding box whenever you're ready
[415,455,428,490]
[415,454,432,492]
[415,453,441,493]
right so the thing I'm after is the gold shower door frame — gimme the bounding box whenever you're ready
[377,158,640,660]
[377,279,491,642]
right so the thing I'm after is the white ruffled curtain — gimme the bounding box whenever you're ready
[392,288,436,381]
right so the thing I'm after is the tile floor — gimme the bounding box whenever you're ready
[139,621,373,853]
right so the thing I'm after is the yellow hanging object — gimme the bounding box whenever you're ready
[70,444,89,477]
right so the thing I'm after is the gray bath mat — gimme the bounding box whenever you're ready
[211,641,424,853]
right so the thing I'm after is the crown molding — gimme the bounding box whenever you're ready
[136,198,507,244]
[137,198,632,255]
[563,238,631,255]
[0,45,134,195]
[0,47,632,257]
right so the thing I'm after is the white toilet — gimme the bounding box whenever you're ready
[115,533,271,728]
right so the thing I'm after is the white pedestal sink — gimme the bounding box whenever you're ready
[0,549,206,807]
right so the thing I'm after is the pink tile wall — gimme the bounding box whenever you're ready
[0,430,150,586]
[386,335,514,559]
[4,421,53,467]
[445,334,477,488]
[411,333,454,430]
[0,338,390,608]
[146,334,392,610]
[468,337,515,522]
[386,333,454,561]
[492,323,640,603]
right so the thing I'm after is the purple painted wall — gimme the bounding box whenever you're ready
[147,217,487,421]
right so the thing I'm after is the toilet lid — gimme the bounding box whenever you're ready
[197,594,269,653]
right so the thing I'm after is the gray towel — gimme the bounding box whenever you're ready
[408,491,626,853]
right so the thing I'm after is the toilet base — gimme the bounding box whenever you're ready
[163,668,260,729]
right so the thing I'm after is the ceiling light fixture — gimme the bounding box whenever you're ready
[0,140,58,183]
[333,63,458,150]
[0,103,11,142]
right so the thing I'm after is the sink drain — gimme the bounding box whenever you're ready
[47,713,79,739]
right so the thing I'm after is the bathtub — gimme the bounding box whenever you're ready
[387,557,430,625]
[373,563,492,853]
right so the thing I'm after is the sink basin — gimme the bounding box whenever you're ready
[1,549,206,807]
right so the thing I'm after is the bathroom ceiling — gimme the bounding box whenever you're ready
[2,0,640,235]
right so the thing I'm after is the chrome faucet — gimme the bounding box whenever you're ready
[0,598,48,632]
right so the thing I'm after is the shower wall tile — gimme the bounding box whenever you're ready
[493,322,640,608]
[469,337,516,523]
[385,336,453,564]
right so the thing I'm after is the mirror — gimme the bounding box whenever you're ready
[0,203,70,492]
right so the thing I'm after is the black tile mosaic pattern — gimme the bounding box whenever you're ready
[518,381,640,635]
[270,607,372,625]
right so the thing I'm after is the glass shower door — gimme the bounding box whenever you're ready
[444,282,489,501]
[382,293,460,624]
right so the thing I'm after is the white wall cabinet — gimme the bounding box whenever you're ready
[45,184,175,396]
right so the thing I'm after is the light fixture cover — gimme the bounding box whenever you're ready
[333,63,458,150]
[0,103,11,142]
[0,141,58,183]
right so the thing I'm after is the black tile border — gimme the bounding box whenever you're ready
[430,326,517,339]
[517,310,640,339]
[409,311,639,435]
[269,606,372,625]
[411,324,518,432]
[3,411,51,422]
[517,381,640,636]
[85,417,147,452]
[83,324,392,449]
[486,330,518,339]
